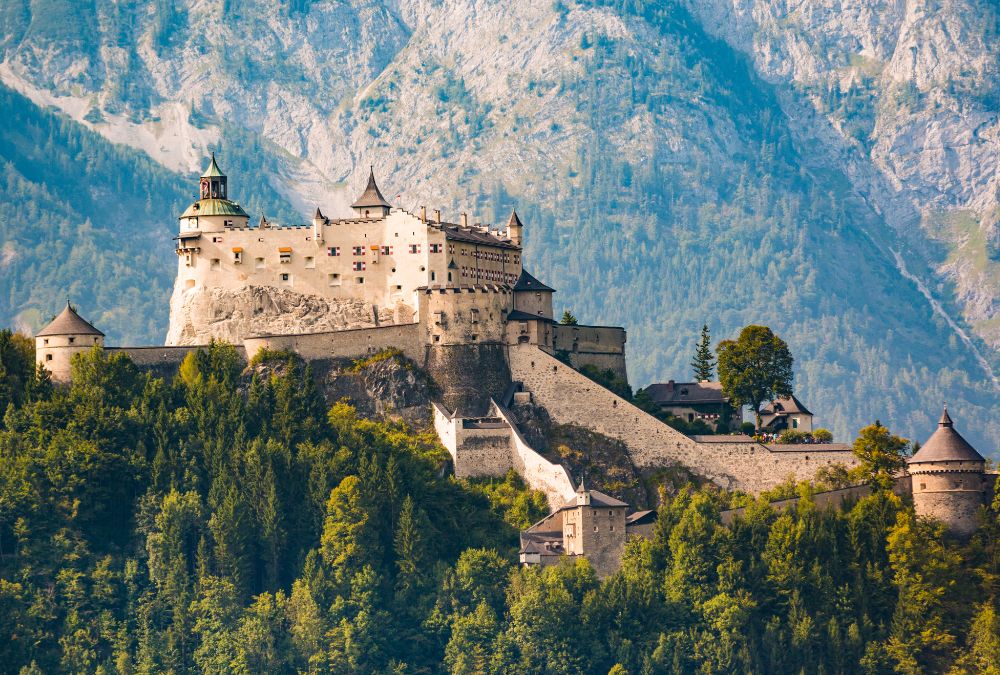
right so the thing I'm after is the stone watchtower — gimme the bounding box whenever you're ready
[35,303,104,383]
[907,407,987,537]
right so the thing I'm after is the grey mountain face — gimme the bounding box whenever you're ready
[0,0,997,451]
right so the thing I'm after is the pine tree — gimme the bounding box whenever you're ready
[691,324,715,381]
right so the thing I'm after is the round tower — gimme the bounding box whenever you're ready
[907,407,987,537]
[35,303,104,383]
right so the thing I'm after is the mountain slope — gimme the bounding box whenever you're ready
[0,0,997,451]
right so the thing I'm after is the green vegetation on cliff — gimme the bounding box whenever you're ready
[0,340,998,673]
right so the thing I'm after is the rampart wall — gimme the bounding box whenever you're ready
[493,402,577,508]
[242,324,423,363]
[507,344,858,494]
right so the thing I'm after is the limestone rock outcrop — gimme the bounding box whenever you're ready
[166,284,399,345]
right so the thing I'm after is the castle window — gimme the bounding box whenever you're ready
[223,220,233,228]
[46,354,52,361]
[280,273,291,284]
[329,273,341,286]
[431,271,436,281]
[448,272,452,282]
[352,261,365,272]
[395,285,402,290]
[43,339,48,346]
[211,258,221,270]
[356,277,365,284]
[352,246,365,256]
[409,244,420,254]
[232,248,243,264]
[920,483,926,490]
[381,245,392,255]
[328,247,340,256]
[792,418,799,429]
[68,337,75,344]
[255,258,265,269]
[430,243,441,253]
[212,236,222,243]
[305,256,315,269]
[594,526,598,532]
[433,312,444,325]
[433,335,440,342]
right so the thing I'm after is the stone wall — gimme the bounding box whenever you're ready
[507,344,857,494]
[493,402,577,508]
[242,323,423,363]
[909,461,990,537]
[552,324,627,380]
[425,343,511,416]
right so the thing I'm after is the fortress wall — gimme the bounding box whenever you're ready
[433,404,513,478]
[419,286,513,345]
[508,344,857,494]
[242,324,423,362]
[493,402,577,509]
[425,343,511,416]
[108,346,210,366]
[552,324,628,381]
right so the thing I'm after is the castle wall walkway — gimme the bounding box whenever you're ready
[507,344,858,494]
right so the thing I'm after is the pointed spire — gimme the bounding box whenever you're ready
[314,207,325,220]
[351,166,392,210]
[939,404,953,427]
[507,209,524,229]
[202,152,225,178]
[258,214,269,229]
[577,479,586,493]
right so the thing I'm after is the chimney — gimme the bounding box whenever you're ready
[420,206,427,223]
[434,209,441,223]
[461,213,468,228]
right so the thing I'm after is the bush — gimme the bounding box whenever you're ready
[813,428,833,442]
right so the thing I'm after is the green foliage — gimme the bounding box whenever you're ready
[717,325,794,428]
[560,310,579,325]
[851,422,910,491]
[691,323,715,381]
[464,470,549,531]
[578,363,632,399]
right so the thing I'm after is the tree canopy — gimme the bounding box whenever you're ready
[717,325,794,428]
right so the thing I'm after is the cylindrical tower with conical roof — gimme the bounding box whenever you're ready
[907,407,987,537]
[35,303,104,383]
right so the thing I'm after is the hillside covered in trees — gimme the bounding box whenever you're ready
[0,334,998,674]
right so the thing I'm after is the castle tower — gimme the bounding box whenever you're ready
[506,209,524,247]
[907,407,987,537]
[177,154,250,237]
[312,207,327,243]
[513,269,555,320]
[561,482,628,577]
[351,167,392,218]
[35,303,104,383]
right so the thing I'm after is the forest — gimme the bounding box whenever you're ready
[0,331,998,674]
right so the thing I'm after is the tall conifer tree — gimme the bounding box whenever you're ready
[691,324,715,381]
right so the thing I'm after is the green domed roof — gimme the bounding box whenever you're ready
[179,199,249,219]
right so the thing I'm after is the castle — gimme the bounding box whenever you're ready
[33,156,994,575]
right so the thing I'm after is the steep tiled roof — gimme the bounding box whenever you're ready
[507,210,524,230]
[441,224,519,250]
[513,269,555,293]
[643,380,729,405]
[36,304,104,338]
[908,408,986,464]
[351,167,391,209]
[506,309,554,323]
[761,395,812,417]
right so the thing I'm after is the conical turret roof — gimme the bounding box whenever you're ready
[351,167,391,209]
[908,407,985,464]
[36,303,104,338]
[201,153,225,178]
[507,209,524,229]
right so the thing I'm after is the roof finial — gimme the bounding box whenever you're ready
[939,404,953,427]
